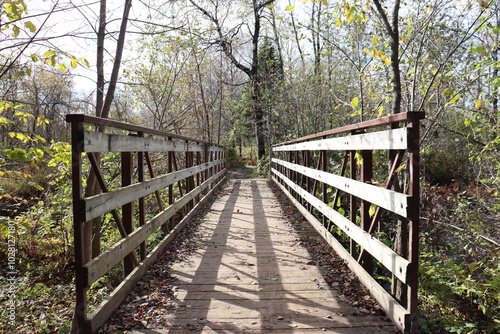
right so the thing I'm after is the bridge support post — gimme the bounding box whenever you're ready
[138,133,146,261]
[321,147,328,227]
[70,120,89,333]
[407,118,421,333]
[121,151,135,276]
[349,138,357,257]
[360,149,373,273]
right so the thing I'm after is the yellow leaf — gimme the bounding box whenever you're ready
[285,5,295,11]
[43,50,56,57]
[355,152,363,166]
[351,96,359,109]
[395,163,407,173]
[25,21,37,33]
[384,57,391,66]
[377,105,384,118]
[12,25,20,37]
[267,3,276,9]
[71,58,78,69]
[347,12,354,23]
[369,204,377,217]
[475,99,483,110]
[371,35,379,46]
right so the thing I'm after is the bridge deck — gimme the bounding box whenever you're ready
[126,178,396,333]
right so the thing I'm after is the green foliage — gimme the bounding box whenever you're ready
[226,147,245,169]
[419,179,500,333]
[419,247,500,333]
[0,276,74,333]
[256,154,270,178]
[422,140,474,185]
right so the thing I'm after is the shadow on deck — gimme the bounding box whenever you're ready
[103,176,397,333]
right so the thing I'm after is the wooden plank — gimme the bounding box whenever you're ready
[83,131,206,153]
[84,159,223,221]
[272,176,409,332]
[272,158,409,217]
[273,127,408,152]
[88,174,227,332]
[271,168,409,283]
[84,169,226,286]
[273,111,424,146]
[66,113,221,146]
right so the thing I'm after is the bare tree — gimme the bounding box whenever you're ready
[186,0,274,159]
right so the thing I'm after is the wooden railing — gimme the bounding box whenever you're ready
[66,114,226,333]
[271,112,424,334]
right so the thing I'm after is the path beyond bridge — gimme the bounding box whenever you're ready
[122,177,396,333]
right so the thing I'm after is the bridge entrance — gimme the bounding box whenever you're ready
[68,112,423,333]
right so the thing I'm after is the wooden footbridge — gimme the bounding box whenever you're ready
[67,112,424,334]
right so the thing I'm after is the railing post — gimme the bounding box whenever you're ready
[70,119,89,332]
[137,132,146,261]
[407,116,421,333]
[303,150,311,212]
[204,144,209,193]
[360,148,373,272]
[121,150,135,276]
[196,150,201,203]
[321,144,328,227]
[168,137,174,230]
[185,141,193,210]
[288,151,293,195]
[349,131,358,257]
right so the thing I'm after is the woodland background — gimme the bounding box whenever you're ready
[0,0,499,333]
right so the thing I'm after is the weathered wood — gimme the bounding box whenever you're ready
[121,151,136,275]
[154,178,394,334]
[87,174,227,332]
[83,131,216,153]
[66,113,221,146]
[84,169,226,286]
[272,176,409,332]
[273,127,408,152]
[272,168,409,283]
[272,158,409,218]
[84,159,223,221]
[274,111,424,146]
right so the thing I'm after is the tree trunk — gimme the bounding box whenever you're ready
[372,0,407,303]
[83,0,132,262]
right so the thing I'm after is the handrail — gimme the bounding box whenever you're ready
[271,111,424,334]
[273,111,424,146]
[66,114,226,333]
[65,114,216,145]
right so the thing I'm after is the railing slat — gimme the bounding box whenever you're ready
[273,127,408,152]
[272,158,409,218]
[272,175,409,331]
[84,169,226,286]
[83,131,224,153]
[66,114,227,333]
[84,159,223,221]
[272,168,410,283]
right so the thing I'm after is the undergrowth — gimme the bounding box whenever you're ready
[418,181,500,333]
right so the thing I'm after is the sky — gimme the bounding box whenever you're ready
[25,0,149,93]
[22,0,307,94]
